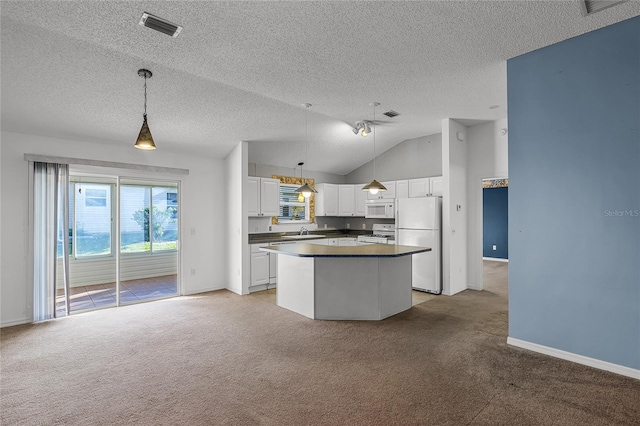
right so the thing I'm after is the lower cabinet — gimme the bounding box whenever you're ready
[250,244,276,290]
[338,237,357,246]
[250,252,270,287]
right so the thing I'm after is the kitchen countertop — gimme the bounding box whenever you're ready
[261,243,430,258]
[249,230,370,245]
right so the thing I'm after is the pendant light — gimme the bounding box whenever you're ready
[362,102,386,194]
[294,103,317,198]
[296,162,305,202]
[134,69,156,150]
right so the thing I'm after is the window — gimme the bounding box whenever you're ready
[120,184,178,253]
[84,188,107,207]
[278,184,309,222]
[71,182,114,257]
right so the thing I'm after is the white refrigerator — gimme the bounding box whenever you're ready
[396,197,442,293]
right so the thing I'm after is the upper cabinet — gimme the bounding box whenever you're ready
[396,180,409,199]
[313,176,443,217]
[408,178,430,197]
[248,177,280,217]
[408,176,443,197]
[338,185,356,216]
[316,183,339,216]
[430,176,443,197]
[355,186,367,216]
[367,181,396,200]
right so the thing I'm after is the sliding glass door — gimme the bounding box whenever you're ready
[53,175,179,314]
[119,181,178,304]
[60,178,117,313]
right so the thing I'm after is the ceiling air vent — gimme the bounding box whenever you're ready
[383,110,400,118]
[139,12,183,37]
[580,0,628,16]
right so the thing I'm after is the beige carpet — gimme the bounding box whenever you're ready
[1,261,638,425]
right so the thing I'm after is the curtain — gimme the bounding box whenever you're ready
[33,162,69,321]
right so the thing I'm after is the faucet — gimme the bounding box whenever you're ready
[299,227,309,235]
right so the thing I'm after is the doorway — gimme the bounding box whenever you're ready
[481,178,508,293]
[55,175,179,315]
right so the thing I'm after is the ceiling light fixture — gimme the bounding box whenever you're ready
[362,102,387,195]
[294,103,317,198]
[134,69,156,150]
[352,121,371,137]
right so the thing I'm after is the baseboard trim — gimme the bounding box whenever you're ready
[507,337,640,380]
[1,317,32,328]
[483,257,509,262]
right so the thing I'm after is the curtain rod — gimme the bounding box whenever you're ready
[23,154,189,175]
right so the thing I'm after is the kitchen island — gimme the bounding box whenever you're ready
[261,243,430,320]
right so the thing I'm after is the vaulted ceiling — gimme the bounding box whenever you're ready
[2,1,638,174]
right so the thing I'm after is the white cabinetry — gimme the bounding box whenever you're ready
[396,180,409,199]
[430,176,443,197]
[250,244,270,287]
[315,183,339,216]
[408,178,430,197]
[367,181,396,200]
[338,237,357,246]
[338,185,356,216]
[250,243,277,289]
[408,176,443,197]
[355,187,367,216]
[247,177,280,217]
[310,238,338,246]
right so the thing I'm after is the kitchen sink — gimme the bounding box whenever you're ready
[282,234,325,240]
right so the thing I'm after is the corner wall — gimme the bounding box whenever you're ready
[507,16,639,373]
[0,131,226,327]
[225,142,248,295]
[442,120,468,296]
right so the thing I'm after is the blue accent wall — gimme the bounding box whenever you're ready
[508,16,640,370]
[483,187,508,259]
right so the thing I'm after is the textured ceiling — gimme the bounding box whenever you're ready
[2,1,639,175]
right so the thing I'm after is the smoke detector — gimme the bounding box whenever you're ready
[139,12,183,37]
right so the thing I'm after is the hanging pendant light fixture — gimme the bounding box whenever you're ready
[295,103,317,198]
[296,162,305,202]
[362,102,387,195]
[134,69,156,150]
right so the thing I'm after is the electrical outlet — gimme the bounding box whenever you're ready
[190,268,196,276]
[492,245,497,251]
[324,223,327,229]
[346,223,350,229]
[362,223,366,229]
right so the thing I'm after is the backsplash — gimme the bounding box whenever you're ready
[248,216,394,234]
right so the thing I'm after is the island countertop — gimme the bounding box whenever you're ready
[261,243,430,258]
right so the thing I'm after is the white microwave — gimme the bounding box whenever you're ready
[364,200,395,219]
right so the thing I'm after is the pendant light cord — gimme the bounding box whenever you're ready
[372,102,377,180]
[303,103,311,184]
[143,75,148,119]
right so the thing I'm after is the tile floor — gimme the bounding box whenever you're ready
[56,275,177,314]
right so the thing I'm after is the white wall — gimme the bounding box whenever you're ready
[442,120,468,296]
[225,142,248,295]
[466,120,508,290]
[249,162,345,184]
[345,134,442,184]
[0,131,225,327]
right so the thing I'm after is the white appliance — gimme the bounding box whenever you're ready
[364,199,395,219]
[357,224,395,245]
[396,197,442,294]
